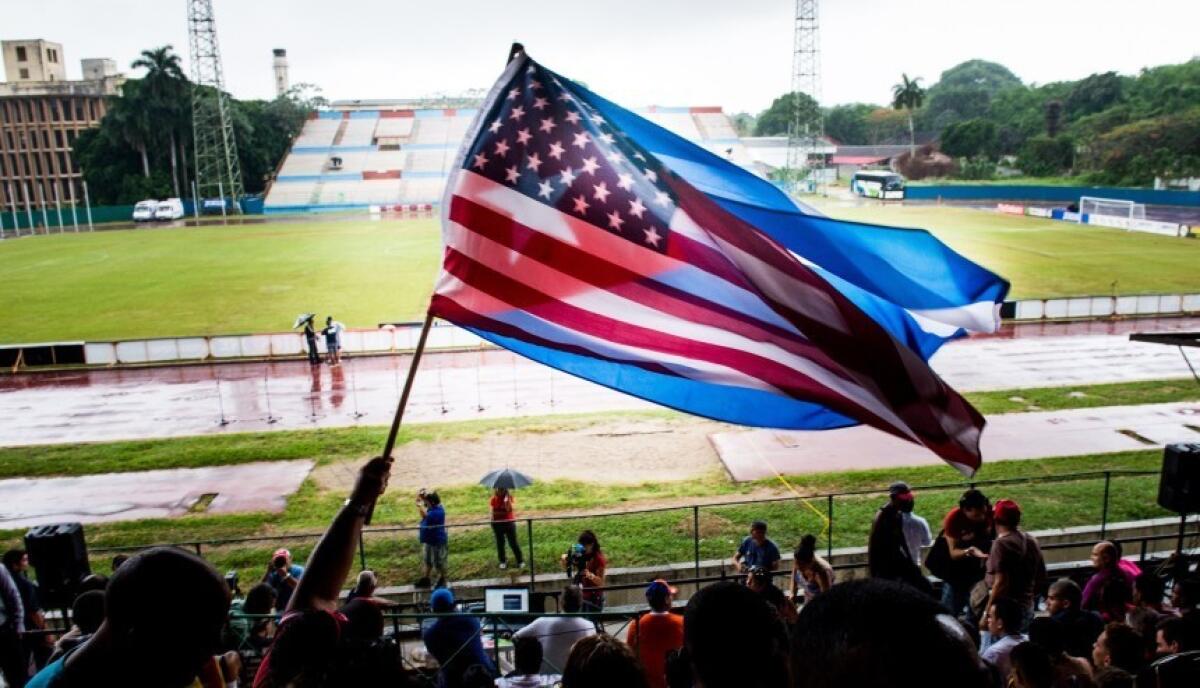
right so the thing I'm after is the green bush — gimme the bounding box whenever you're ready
[1017,136,1075,176]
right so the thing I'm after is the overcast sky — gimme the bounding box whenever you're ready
[6,0,1198,113]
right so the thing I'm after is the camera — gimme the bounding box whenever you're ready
[564,543,587,583]
[273,554,288,570]
[224,570,241,596]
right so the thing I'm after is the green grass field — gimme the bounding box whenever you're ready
[1,205,1198,343]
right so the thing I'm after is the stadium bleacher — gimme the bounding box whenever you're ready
[263,104,753,213]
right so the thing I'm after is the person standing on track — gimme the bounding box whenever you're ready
[322,316,345,366]
[301,318,320,366]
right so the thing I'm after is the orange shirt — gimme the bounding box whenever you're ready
[626,611,684,688]
[490,494,515,521]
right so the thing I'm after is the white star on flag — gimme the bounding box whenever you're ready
[537,179,554,199]
[472,153,488,170]
[592,181,610,203]
[539,118,556,133]
[589,113,605,124]
[488,120,502,134]
[607,210,624,231]
[507,87,521,100]
[645,169,658,182]
[530,79,542,89]
[494,139,510,156]
[580,156,600,175]
[559,167,577,186]
[505,166,520,183]
[564,110,581,124]
[572,195,589,215]
[533,97,549,110]
[598,132,615,145]
[628,198,646,218]
[525,153,543,172]
[571,132,591,149]
[509,106,525,121]
[516,128,532,145]
[548,141,565,160]
[643,226,662,246]
[653,190,671,207]
[617,173,634,191]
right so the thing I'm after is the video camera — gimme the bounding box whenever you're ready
[564,543,587,583]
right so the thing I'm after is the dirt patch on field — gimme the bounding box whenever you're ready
[312,417,730,491]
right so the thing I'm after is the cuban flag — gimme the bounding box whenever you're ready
[430,52,1009,475]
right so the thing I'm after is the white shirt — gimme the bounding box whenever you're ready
[981,633,1028,679]
[901,512,933,563]
[512,616,596,674]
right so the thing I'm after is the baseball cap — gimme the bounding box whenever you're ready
[430,587,456,612]
[888,481,914,500]
[645,578,679,600]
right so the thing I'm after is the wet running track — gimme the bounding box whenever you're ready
[2,317,1198,447]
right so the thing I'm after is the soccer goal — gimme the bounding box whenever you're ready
[1079,196,1146,228]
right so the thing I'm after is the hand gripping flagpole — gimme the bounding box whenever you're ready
[367,311,434,525]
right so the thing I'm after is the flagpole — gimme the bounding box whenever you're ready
[366,311,434,524]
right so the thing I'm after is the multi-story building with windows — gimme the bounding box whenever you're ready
[0,40,123,224]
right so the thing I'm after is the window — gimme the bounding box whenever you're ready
[75,103,84,121]
[16,46,27,61]
[19,68,29,80]
[47,48,58,63]
[61,98,72,121]
[54,130,64,148]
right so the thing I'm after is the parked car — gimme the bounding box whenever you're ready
[132,199,159,222]
[153,198,185,221]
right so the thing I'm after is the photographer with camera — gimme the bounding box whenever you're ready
[262,548,304,613]
[416,489,448,589]
[561,530,607,611]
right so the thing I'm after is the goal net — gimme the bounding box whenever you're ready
[1079,196,1146,225]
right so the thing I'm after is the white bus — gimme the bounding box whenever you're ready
[850,170,905,200]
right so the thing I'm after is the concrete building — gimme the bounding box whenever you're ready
[0,40,123,224]
[2,40,66,83]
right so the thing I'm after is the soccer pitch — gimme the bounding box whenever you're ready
[1,205,1197,344]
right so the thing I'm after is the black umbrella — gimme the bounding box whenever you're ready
[479,468,535,490]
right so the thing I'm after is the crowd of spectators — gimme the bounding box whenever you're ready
[2,460,1199,688]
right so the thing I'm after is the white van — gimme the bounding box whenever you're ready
[133,199,159,222]
[153,198,185,221]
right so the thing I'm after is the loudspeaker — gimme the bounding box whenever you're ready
[24,522,91,609]
[1158,443,1200,514]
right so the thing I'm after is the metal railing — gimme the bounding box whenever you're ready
[78,468,1190,589]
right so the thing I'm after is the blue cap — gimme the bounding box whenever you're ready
[430,587,455,612]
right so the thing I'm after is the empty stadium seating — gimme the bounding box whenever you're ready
[263,105,751,213]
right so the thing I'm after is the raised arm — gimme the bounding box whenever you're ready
[288,457,391,613]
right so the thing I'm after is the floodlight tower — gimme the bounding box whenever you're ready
[188,0,245,212]
[786,0,823,184]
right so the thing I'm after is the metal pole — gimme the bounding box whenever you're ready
[263,364,278,424]
[527,518,536,585]
[358,532,367,571]
[349,355,365,419]
[23,182,35,232]
[37,183,49,231]
[192,180,200,219]
[68,180,79,232]
[54,183,64,232]
[693,506,701,580]
[218,181,226,219]
[826,494,834,558]
[368,312,435,525]
[1100,471,1111,540]
[82,181,94,230]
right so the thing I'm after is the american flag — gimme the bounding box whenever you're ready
[430,55,985,473]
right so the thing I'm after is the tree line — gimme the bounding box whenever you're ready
[740,58,1200,185]
[74,45,325,205]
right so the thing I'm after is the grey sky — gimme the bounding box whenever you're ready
[7,0,1198,113]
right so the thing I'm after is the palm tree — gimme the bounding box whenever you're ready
[891,74,925,159]
[132,46,188,196]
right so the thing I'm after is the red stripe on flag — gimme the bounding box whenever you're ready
[447,194,831,365]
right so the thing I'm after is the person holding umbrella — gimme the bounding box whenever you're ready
[293,314,320,366]
[480,469,531,571]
